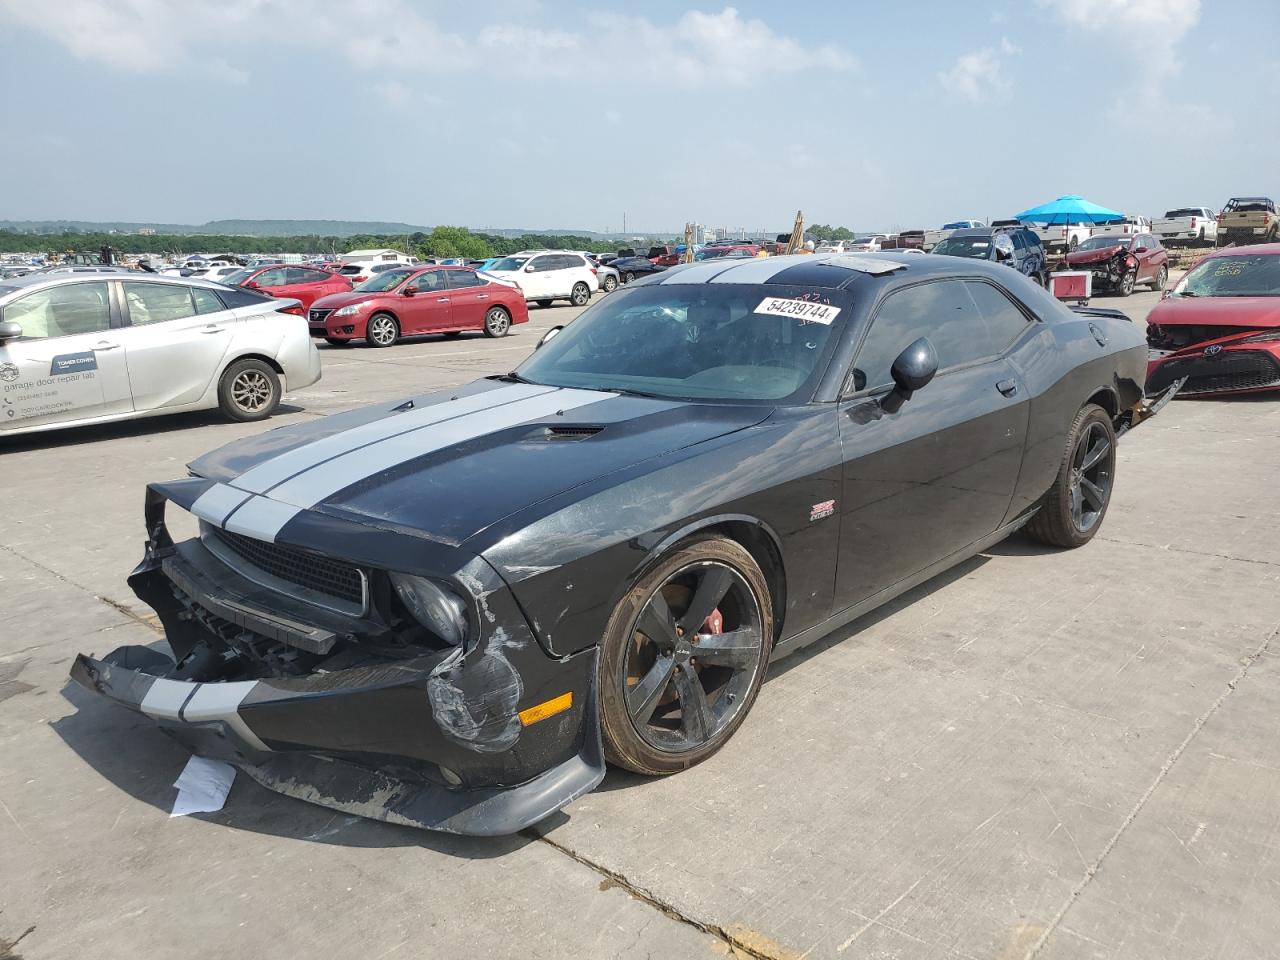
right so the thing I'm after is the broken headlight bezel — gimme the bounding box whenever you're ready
[388,573,470,648]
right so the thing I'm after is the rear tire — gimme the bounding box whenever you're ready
[218,358,280,423]
[366,312,399,347]
[602,275,618,293]
[570,282,590,306]
[624,271,636,283]
[483,306,511,338]
[598,537,773,776]
[1152,264,1168,291]
[1025,404,1116,549]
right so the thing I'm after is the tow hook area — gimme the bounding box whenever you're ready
[1118,376,1186,437]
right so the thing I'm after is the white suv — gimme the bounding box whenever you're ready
[483,251,598,307]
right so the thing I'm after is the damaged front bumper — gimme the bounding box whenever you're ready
[69,483,604,836]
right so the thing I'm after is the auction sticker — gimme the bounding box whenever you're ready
[754,296,841,325]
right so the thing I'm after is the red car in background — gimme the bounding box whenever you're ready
[1063,232,1169,296]
[308,265,529,347]
[1145,244,1280,397]
[225,264,352,310]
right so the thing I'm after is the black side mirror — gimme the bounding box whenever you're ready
[402,286,418,296]
[0,320,22,343]
[881,337,938,413]
[536,325,564,350]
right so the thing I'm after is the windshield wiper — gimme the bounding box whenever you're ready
[606,386,677,400]
[489,372,539,385]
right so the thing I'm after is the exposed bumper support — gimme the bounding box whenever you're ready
[1119,376,1185,437]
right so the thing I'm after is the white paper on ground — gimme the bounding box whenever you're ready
[170,755,236,818]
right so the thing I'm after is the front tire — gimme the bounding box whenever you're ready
[570,282,590,307]
[324,337,350,347]
[536,299,554,309]
[598,537,773,776]
[218,358,280,423]
[1117,270,1136,296]
[366,312,399,347]
[483,305,511,337]
[1025,404,1116,549]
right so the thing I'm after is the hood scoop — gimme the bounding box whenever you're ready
[533,424,604,442]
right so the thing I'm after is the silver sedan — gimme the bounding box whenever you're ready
[0,273,321,436]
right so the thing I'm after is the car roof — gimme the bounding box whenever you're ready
[1194,242,1280,258]
[649,251,1015,290]
[0,270,239,296]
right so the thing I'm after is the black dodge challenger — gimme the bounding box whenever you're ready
[71,253,1167,836]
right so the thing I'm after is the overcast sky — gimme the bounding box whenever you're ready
[2,0,1275,234]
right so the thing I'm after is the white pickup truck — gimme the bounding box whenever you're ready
[922,220,985,251]
[1152,207,1217,246]
[1026,222,1094,252]
[1089,216,1153,241]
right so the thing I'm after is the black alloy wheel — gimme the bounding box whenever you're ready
[598,538,772,775]
[1026,404,1116,548]
[483,306,511,337]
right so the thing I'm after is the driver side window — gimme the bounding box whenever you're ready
[850,281,993,393]
[3,282,112,339]
[528,256,555,272]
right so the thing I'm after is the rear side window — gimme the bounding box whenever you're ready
[965,281,1032,353]
[216,285,274,309]
[445,270,482,289]
[852,280,993,391]
[192,287,226,314]
[288,268,327,284]
[124,282,199,325]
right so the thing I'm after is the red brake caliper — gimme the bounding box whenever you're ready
[703,609,723,635]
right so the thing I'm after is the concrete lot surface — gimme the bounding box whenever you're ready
[3,282,1280,959]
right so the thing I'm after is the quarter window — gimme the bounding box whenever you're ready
[124,282,199,325]
[851,280,993,392]
[192,287,226,315]
[4,282,112,338]
[965,281,1031,352]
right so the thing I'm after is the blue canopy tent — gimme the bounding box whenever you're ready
[1015,195,1124,225]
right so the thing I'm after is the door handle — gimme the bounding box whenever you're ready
[202,325,225,334]
[436,297,450,303]
[94,341,121,351]
[996,379,1018,397]
[476,294,489,300]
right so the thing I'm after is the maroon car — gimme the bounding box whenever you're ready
[1063,232,1169,296]
[1146,243,1280,397]
[308,265,529,347]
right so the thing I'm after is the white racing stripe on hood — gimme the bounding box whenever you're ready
[217,387,615,541]
[190,482,253,526]
[230,383,559,496]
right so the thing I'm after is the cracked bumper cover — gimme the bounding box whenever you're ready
[68,483,605,837]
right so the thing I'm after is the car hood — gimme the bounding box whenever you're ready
[311,291,384,310]
[1065,246,1126,265]
[188,380,771,548]
[1148,296,1280,329]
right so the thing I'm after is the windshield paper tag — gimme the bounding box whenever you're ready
[754,297,841,325]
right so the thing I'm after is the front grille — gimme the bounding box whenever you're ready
[1148,325,1257,350]
[210,528,365,608]
[1148,350,1280,396]
[309,308,333,324]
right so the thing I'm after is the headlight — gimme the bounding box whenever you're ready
[333,303,366,318]
[389,573,469,647]
[1239,329,1280,343]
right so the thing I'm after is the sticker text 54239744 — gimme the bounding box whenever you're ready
[754,297,842,325]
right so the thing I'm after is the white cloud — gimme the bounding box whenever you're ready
[0,1,852,90]
[938,38,1020,103]
[1044,0,1200,107]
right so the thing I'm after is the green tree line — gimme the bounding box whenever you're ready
[0,226,644,261]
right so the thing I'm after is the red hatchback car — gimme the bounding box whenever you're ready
[230,264,352,310]
[1063,232,1169,296]
[308,265,529,347]
[1146,244,1280,397]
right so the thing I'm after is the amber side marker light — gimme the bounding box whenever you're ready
[518,692,573,726]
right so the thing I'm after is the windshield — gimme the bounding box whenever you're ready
[220,269,253,286]
[693,249,729,261]
[942,221,974,230]
[1076,236,1130,251]
[515,284,850,403]
[1173,255,1280,298]
[490,257,529,272]
[932,236,992,259]
[356,269,413,292]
